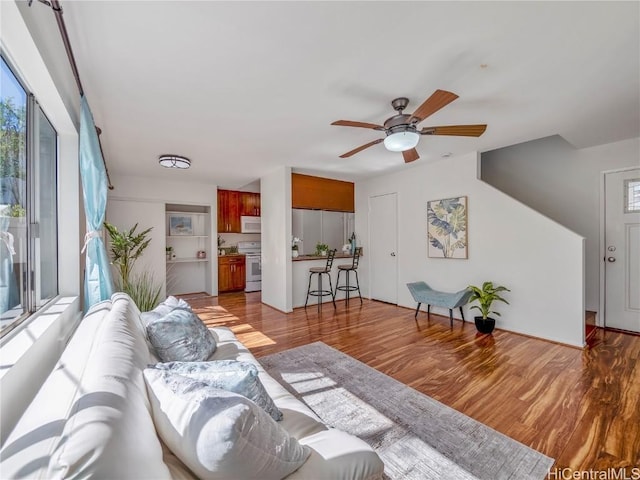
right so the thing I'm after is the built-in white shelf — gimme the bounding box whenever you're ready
[167,258,209,264]
[165,205,212,295]
[166,235,209,239]
[166,210,208,216]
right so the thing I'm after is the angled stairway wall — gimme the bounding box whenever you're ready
[356,151,585,347]
[480,135,640,316]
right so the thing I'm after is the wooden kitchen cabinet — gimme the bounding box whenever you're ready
[240,192,261,216]
[217,190,241,233]
[291,173,354,212]
[218,190,261,232]
[218,255,246,292]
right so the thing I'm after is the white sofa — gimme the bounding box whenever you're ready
[0,293,384,479]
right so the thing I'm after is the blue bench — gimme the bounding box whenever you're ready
[406,281,473,327]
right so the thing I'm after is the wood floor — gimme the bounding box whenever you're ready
[186,292,640,474]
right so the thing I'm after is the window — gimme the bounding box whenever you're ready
[624,179,640,213]
[1,56,58,337]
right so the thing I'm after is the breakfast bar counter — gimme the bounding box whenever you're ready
[292,253,354,261]
[291,251,362,308]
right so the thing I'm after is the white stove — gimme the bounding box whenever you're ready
[237,241,261,292]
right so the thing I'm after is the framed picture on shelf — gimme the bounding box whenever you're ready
[169,215,193,236]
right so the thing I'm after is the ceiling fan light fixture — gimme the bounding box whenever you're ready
[158,154,191,169]
[383,130,420,152]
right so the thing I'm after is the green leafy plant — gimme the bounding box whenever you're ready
[315,242,329,255]
[468,281,510,319]
[104,222,162,311]
[123,271,162,312]
[1,204,26,217]
[104,222,152,291]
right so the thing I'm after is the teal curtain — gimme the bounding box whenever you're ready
[80,95,114,309]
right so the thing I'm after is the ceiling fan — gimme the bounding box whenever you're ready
[331,90,487,163]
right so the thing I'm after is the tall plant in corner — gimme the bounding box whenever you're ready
[104,222,161,310]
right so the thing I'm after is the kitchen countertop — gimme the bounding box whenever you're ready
[292,253,358,261]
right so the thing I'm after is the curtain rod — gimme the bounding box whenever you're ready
[30,0,114,190]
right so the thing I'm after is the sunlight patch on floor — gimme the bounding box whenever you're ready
[233,325,277,348]
[192,301,277,348]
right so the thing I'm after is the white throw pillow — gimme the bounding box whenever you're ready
[143,368,310,480]
[150,360,283,421]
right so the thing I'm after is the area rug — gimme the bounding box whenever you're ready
[260,342,554,480]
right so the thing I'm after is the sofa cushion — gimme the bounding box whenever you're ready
[0,293,172,479]
[150,360,282,421]
[288,429,385,480]
[143,368,310,480]
[147,307,216,362]
[209,328,330,441]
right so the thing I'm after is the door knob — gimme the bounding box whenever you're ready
[607,257,616,263]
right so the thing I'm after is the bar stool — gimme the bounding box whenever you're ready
[335,247,362,305]
[304,249,337,312]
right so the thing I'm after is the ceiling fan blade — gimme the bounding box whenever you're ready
[421,124,487,137]
[331,120,385,130]
[339,138,384,158]
[409,90,459,124]
[402,148,420,163]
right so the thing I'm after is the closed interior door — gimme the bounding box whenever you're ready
[369,193,398,304]
[604,168,640,332]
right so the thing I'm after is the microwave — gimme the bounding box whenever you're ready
[241,216,261,234]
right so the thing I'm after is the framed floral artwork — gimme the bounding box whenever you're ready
[427,196,468,259]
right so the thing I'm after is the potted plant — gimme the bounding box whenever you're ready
[165,246,173,261]
[104,222,161,311]
[315,242,329,256]
[468,281,510,334]
[292,236,301,258]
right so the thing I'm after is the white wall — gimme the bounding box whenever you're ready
[481,135,640,316]
[356,152,585,347]
[106,199,166,295]
[107,173,217,296]
[260,167,292,312]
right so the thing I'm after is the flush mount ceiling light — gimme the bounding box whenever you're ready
[383,127,420,152]
[158,154,191,169]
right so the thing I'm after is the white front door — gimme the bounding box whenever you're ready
[604,168,640,332]
[369,193,398,304]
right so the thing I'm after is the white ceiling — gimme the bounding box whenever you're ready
[62,1,639,189]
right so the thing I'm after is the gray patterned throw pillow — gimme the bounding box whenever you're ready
[140,296,193,326]
[150,360,283,421]
[146,308,216,362]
